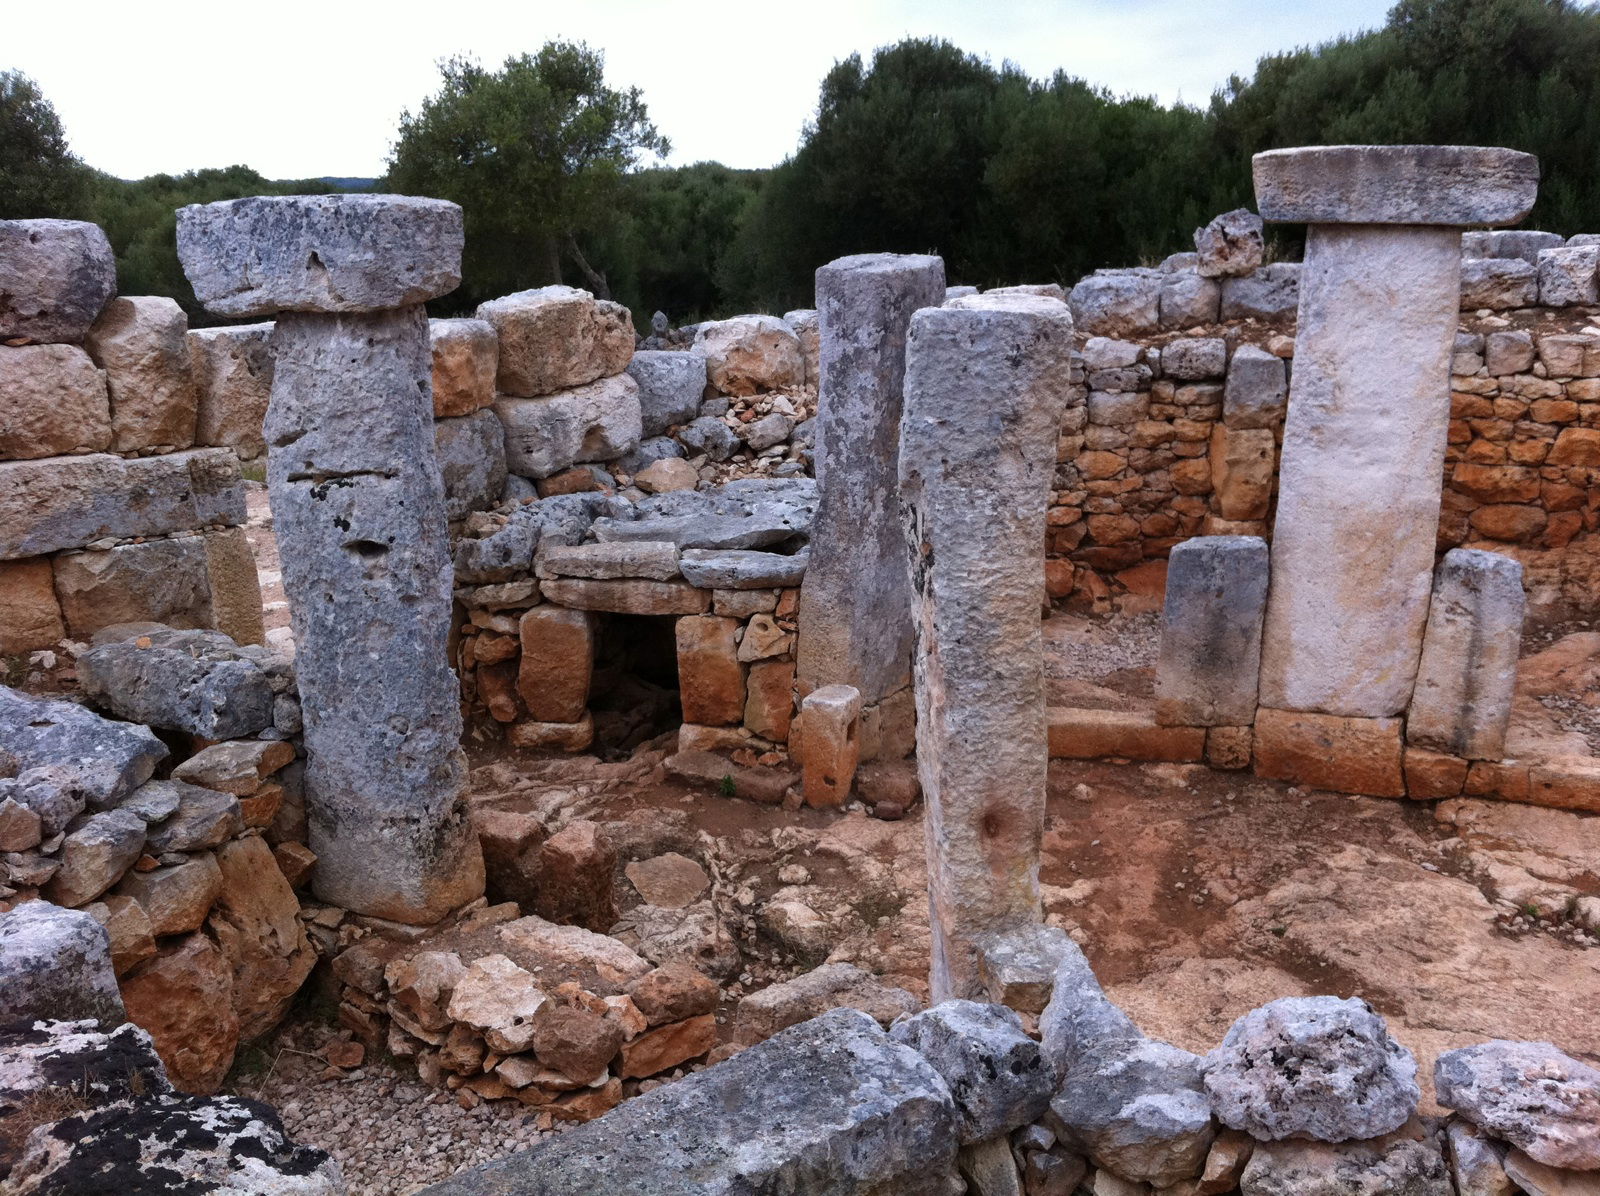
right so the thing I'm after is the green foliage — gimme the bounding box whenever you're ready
[385,43,669,312]
[0,71,92,219]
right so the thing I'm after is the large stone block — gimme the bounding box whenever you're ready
[676,615,745,726]
[203,526,267,647]
[1258,225,1459,717]
[1209,426,1276,520]
[0,557,65,652]
[0,219,117,343]
[1253,707,1405,797]
[1460,257,1539,310]
[692,315,804,396]
[784,308,821,384]
[1219,264,1300,321]
[429,317,498,416]
[900,290,1072,1001]
[177,194,463,317]
[1252,146,1538,226]
[207,833,316,1042]
[1047,707,1206,761]
[495,374,642,478]
[0,901,125,1025]
[1223,345,1288,429]
[1195,209,1265,278]
[1159,270,1222,328]
[1407,549,1523,760]
[1537,245,1600,307]
[1435,1041,1600,1171]
[85,296,198,451]
[517,607,594,722]
[890,1000,1051,1143]
[540,577,709,615]
[797,253,945,706]
[0,686,168,809]
[0,448,246,560]
[476,285,634,398]
[77,626,278,739]
[187,323,274,458]
[628,350,707,436]
[1155,536,1269,727]
[418,1009,963,1196]
[53,537,215,638]
[119,931,240,1093]
[1069,271,1161,337]
[0,342,112,460]
[434,407,507,521]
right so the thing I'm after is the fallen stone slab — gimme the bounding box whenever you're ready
[890,999,1052,1143]
[734,962,920,1045]
[0,903,125,1025]
[0,219,117,344]
[1436,1041,1600,1171]
[1252,145,1538,226]
[0,686,167,810]
[678,548,807,588]
[78,626,278,739]
[420,1009,962,1196]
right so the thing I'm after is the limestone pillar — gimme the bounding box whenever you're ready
[797,253,945,707]
[900,292,1075,1001]
[1155,536,1269,726]
[1253,146,1538,717]
[177,195,484,923]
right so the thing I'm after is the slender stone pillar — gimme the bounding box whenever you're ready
[900,292,1075,1001]
[797,253,945,708]
[1155,536,1269,727]
[1253,146,1538,717]
[178,195,484,923]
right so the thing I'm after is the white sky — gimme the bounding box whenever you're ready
[8,0,1394,180]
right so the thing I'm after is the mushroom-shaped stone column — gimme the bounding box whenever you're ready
[899,292,1076,1001]
[177,195,484,923]
[1252,146,1538,717]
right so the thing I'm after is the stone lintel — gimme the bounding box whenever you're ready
[1253,145,1538,227]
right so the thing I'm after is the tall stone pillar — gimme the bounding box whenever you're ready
[900,292,1075,1001]
[178,195,484,923]
[797,253,945,708]
[1253,146,1538,717]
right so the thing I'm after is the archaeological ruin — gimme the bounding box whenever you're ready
[2,142,1599,1196]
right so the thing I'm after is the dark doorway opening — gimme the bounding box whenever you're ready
[589,613,681,759]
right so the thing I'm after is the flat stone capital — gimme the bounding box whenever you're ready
[1253,145,1538,227]
[177,194,463,317]
[815,251,945,288]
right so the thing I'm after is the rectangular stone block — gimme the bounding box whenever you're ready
[795,684,861,808]
[1407,549,1523,760]
[429,318,498,417]
[1155,536,1268,727]
[495,375,642,479]
[676,615,745,727]
[85,296,198,453]
[536,541,680,582]
[1252,145,1538,226]
[1527,758,1600,812]
[203,526,266,647]
[540,578,709,616]
[1208,426,1275,521]
[744,659,796,743]
[0,557,65,653]
[434,408,507,522]
[1460,258,1538,310]
[1253,707,1404,797]
[187,323,274,459]
[1258,224,1459,717]
[1537,245,1599,307]
[52,537,215,639]
[517,607,594,723]
[475,286,634,399]
[1404,747,1468,799]
[0,343,111,459]
[1222,345,1288,429]
[1046,707,1205,761]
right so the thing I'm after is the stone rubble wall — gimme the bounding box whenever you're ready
[0,219,266,659]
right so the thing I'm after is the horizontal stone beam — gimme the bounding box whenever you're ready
[1253,145,1538,227]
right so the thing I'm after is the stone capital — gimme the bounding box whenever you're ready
[1252,145,1538,227]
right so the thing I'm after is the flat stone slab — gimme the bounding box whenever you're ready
[0,685,168,810]
[679,548,807,588]
[1253,145,1538,226]
[177,194,463,317]
[78,626,281,739]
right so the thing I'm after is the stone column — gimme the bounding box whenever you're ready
[1253,146,1538,717]
[797,253,945,709]
[1155,536,1269,726]
[900,292,1075,1002]
[178,195,484,923]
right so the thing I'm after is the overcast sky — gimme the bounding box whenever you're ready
[9,0,1394,181]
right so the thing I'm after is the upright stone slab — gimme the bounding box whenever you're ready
[900,292,1075,1001]
[1155,536,1269,726]
[1407,549,1524,760]
[1254,145,1538,718]
[797,253,945,708]
[178,195,483,924]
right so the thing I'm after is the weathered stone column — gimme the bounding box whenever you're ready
[900,292,1075,1001]
[797,253,945,709]
[1254,146,1538,717]
[1155,536,1269,726]
[178,195,484,923]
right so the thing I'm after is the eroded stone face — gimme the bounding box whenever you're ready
[0,903,125,1026]
[0,219,117,344]
[1252,145,1538,226]
[476,286,633,398]
[1436,1041,1600,1171]
[0,343,111,459]
[84,295,198,452]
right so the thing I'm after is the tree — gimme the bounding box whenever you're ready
[0,71,91,219]
[385,43,669,309]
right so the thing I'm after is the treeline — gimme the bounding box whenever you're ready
[6,0,1600,326]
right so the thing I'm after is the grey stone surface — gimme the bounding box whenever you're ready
[0,448,245,561]
[678,414,739,461]
[177,194,463,317]
[0,903,125,1025]
[263,304,483,922]
[1485,331,1536,376]
[1503,1149,1600,1195]
[1155,536,1269,726]
[627,350,707,437]
[679,548,807,589]
[1258,224,1460,717]
[595,478,817,550]
[1202,996,1420,1142]
[1445,1121,1514,1196]
[1219,264,1301,322]
[1253,146,1539,226]
[188,322,275,458]
[732,963,920,1045]
[784,307,821,385]
[1436,1041,1600,1171]
[44,808,147,906]
[797,253,945,708]
[1159,271,1221,328]
[1195,209,1265,278]
[1069,271,1162,337]
[84,295,198,452]
[1537,246,1600,307]
[959,1137,1024,1196]
[1460,258,1540,310]
[0,766,90,839]
[742,411,795,451]
[616,435,685,476]
[433,408,507,521]
[1040,942,1215,1187]
[1224,346,1289,428]
[1240,1127,1453,1196]
[495,374,642,478]
[0,1019,171,1120]
[79,626,277,739]
[900,291,1072,1001]
[0,687,167,811]
[890,999,1052,1142]
[1484,230,1565,264]
[139,781,242,853]
[420,1009,962,1196]
[976,923,1081,1015]
[0,219,117,344]
[537,540,680,581]
[1163,338,1227,381]
[1407,549,1524,760]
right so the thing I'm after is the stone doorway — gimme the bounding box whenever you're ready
[589,613,681,758]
